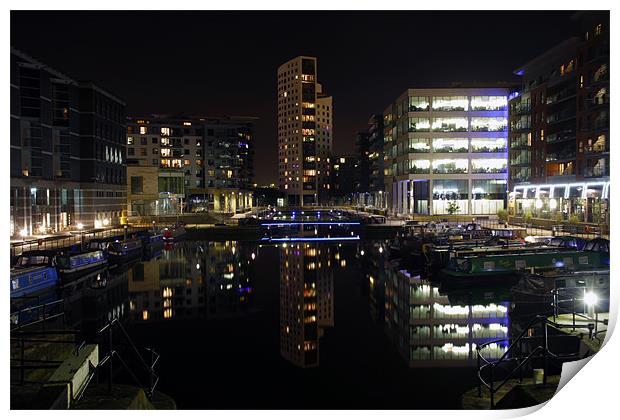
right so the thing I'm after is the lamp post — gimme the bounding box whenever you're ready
[124,225,128,240]
[152,220,156,234]
[77,223,84,250]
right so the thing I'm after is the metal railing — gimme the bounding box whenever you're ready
[476,315,580,408]
[97,317,160,400]
[10,299,66,332]
[551,287,609,340]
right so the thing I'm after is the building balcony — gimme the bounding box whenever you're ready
[546,130,575,144]
[545,152,576,162]
[583,167,607,178]
[471,168,507,174]
[583,145,609,155]
[546,111,576,125]
[510,124,531,132]
[546,89,576,106]
[510,103,531,115]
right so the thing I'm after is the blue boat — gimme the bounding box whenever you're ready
[55,249,108,280]
[107,237,143,263]
[88,237,143,264]
[141,233,164,257]
[10,251,59,298]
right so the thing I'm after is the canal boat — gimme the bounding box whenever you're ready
[162,224,187,241]
[55,249,108,281]
[436,248,607,285]
[10,251,60,298]
[107,237,143,263]
[548,236,587,250]
[141,233,165,256]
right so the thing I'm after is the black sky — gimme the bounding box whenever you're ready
[11,10,579,185]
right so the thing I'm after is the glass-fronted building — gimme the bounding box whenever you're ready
[384,87,510,216]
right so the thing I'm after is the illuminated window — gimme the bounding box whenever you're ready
[409,96,430,111]
[470,96,507,111]
[127,136,134,145]
[432,96,468,111]
[432,158,468,174]
[470,117,507,132]
[409,117,431,132]
[432,117,468,132]
[139,126,147,135]
[161,148,172,157]
[161,127,171,136]
[432,138,468,153]
[409,159,431,174]
[471,138,507,153]
[471,158,507,174]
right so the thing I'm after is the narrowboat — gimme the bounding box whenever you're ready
[141,233,165,257]
[437,248,607,285]
[55,249,108,281]
[106,237,143,263]
[10,251,60,298]
[162,224,187,241]
[548,236,587,250]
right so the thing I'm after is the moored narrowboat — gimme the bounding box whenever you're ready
[10,251,60,298]
[55,249,108,281]
[437,248,607,285]
[141,233,165,257]
[107,237,143,263]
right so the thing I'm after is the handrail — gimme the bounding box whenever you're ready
[96,317,160,400]
[476,314,582,408]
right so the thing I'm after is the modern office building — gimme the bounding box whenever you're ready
[10,47,126,237]
[126,115,255,216]
[508,13,609,230]
[277,56,333,206]
[384,87,511,216]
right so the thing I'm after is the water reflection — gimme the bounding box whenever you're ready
[279,243,335,368]
[127,241,256,322]
[383,266,510,367]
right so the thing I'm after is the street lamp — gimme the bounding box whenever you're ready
[77,223,84,250]
[584,290,599,336]
[20,227,28,243]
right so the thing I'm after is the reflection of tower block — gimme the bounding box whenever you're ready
[279,244,334,368]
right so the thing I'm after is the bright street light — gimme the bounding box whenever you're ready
[77,223,84,230]
[584,291,598,307]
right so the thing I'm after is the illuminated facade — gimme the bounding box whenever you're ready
[508,13,609,229]
[279,244,334,368]
[10,47,126,236]
[384,268,509,367]
[385,87,510,216]
[126,116,255,215]
[277,56,333,206]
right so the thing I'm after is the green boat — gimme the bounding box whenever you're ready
[437,249,608,285]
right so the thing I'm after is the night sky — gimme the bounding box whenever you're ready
[11,10,580,185]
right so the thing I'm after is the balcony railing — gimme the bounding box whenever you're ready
[510,103,531,115]
[546,129,575,144]
[545,152,576,162]
[471,168,507,174]
[584,145,608,154]
[584,167,606,178]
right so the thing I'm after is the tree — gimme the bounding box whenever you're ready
[447,200,460,215]
[523,211,533,226]
[497,208,508,223]
[569,214,580,225]
[555,212,564,224]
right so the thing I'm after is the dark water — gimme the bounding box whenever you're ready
[51,239,550,409]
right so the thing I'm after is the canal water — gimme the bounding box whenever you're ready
[46,238,551,409]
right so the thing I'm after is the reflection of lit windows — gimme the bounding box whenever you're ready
[162,287,173,298]
[142,310,149,321]
[164,308,173,319]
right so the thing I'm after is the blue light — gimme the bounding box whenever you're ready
[261,236,361,242]
[260,222,360,226]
